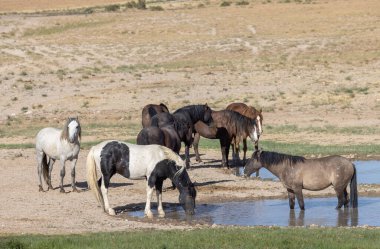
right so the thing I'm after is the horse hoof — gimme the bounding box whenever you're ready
[72,188,81,193]
[48,185,53,191]
[108,208,116,216]
[145,211,154,219]
[60,189,66,193]
[38,186,44,192]
[158,211,166,218]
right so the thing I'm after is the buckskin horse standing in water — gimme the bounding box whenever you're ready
[226,103,263,161]
[141,103,170,128]
[193,110,259,168]
[244,150,358,210]
[35,117,81,192]
[86,140,196,217]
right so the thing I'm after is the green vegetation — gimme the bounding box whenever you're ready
[1,227,380,249]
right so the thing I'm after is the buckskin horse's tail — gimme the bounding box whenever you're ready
[350,164,358,208]
[86,147,105,211]
[41,152,49,185]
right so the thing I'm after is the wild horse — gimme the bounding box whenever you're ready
[35,117,81,192]
[193,110,259,168]
[86,140,196,217]
[244,150,358,210]
[141,103,170,128]
[151,104,213,168]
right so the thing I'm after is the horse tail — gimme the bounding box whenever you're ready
[350,164,358,208]
[86,147,105,211]
[42,152,49,184]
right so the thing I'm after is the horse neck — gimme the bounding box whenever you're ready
[261,159,286,179]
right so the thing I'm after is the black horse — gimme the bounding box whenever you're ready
[151,104,213,168]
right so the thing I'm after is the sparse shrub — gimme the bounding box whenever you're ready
[21,107,28,113]
[11,97,18,101]
[105,4,120,12]
[198,3,205,8]
[84,8,94,14]
[20,71,27,76]
[42,94,48,97]
[24,84,33,90]
[236,1,250,5]
[82,101,89,108]
[220,1,231,7]
[149,6,164,11]
[136,0,146,9]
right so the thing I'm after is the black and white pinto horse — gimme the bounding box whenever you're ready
[86,140,196,217]
[35,117,81,192]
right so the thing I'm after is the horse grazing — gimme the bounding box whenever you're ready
[244,150,358,210]
[152,104,213,168]
[35,117,81,192]
[193,110,259,168]
[86,140,196,217]
[226,102,263,162]
[141,103,170,128]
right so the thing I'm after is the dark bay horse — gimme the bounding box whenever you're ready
[137,119,192,155]
[226,102,263,161]
[141,103,169,128]
[152,104,213,168]
[87,140,196,217]
[244,150,358,210]
[193,110,259,168]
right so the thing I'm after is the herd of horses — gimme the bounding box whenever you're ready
[35,102,358,218]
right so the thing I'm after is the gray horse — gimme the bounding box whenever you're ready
[244,150,358,210]
[35,117,81,192]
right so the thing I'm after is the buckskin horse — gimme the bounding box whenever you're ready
[244,150,358,210]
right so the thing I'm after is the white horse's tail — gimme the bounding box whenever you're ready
[42,153,49,184]
[86,147,105,211]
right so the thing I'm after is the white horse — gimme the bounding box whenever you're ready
[35,117,81,193]
[86,140,196,217]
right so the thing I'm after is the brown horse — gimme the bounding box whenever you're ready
[244,150,358,210]
[193,110,259,168]
[136,126,182,154]
[226,102,263,160]
[141,103,170,128]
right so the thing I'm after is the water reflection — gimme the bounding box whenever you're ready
[127,197,378,227]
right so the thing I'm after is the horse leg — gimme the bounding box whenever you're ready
[334,186,346,209]
[243,138,247,164]
[287,189,296,209]
[155,179,165,217]
[145,183,155,218]
[36,151,44,192]
[47,158,55,190]
[185,145,190,169]
[70,158,79,192]
[59,159,66,193]
[193,132,202,162]
[101,174,115,215]
[343,188,349,208]
[294,189,305,210]
[225,139,232,169]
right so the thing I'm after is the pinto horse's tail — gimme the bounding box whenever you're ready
[350,164,358,208]
[86,147,105,211]
[42,152,49,185]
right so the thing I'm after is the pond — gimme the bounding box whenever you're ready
[238,160,380,184]
[127,197,380,227]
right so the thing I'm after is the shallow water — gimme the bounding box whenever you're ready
[239,160,380,184]
[128,197,380,227]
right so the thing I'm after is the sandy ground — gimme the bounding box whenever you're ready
[0,147,379,235]
[0,0,380,234]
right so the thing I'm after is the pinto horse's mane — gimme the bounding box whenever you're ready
[257,151,305,166]
[60,117,81,142]
[161,146,186,168]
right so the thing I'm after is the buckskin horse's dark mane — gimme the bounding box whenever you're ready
[256,150,305,166]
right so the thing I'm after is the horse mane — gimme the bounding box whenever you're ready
[159,103,169,112]
[222,110,256,137]
[60,118,81,142]
[161,146,185,168]
[259,151,305,166]
[174,104,208,120]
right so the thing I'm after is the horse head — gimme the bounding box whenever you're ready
[203,103,213,125]
[244,149,263,177]
[62,117,81,143]
[248,118,259,144]
[173,167,196,215]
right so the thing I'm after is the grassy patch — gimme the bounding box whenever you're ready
[1,228,380,249]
